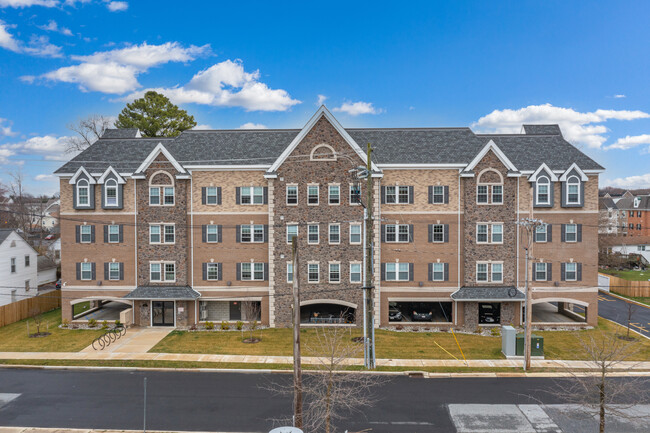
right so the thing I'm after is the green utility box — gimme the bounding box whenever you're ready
[515,333,544,356]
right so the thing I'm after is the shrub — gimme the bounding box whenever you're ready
[114,320,122,328]
[395,325,403,331]
[251,320,258,331]
[189,324,197,331]
[88,319,97,328]
[475,326,482,334]
[236,321,244,330]
[490,327,501,337]
[205,321,214,330]
[61,319,70,328]
[221,321,230,330]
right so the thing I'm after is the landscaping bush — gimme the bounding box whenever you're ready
[251,320,258,331]
[114,320,122,328]
[490,327,501,337]
[61,319,70,328]
[205,321,214,330]
[236,321,244,330]
[221,321,230,330]
[88,319,97,328]
[101,320,109,330]
[395,325,403,331]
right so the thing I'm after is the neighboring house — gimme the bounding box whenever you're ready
[48,238,61,264]
[37,255,57,286]
[602,235,650,266]
[40,199,60,230]
[0,229,38,307]
[54,107,603,329]
[599,194,625,235]
[616,194,650,237]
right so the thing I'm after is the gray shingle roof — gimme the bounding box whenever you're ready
[102,128,140,139]
[522,124,562,135]
[37,255,57,270]
[0,229,14,244]
[451,286,524,301]
[599,197,617,210]
[616,195,650,210]
[55,123,604,174]
[123,286,200,300]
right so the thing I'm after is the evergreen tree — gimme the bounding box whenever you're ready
[115,91,196,137]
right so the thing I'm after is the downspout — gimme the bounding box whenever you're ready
[516,177,521,326]
[456,170,461,326]
[133,178,137,325]
[190,172,196,325]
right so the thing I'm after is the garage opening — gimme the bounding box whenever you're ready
[478,302,501,324]
[301,303,355,324]
[389,301,452,323]
[72,299,131,322]
[531,301,587,323]
[199,300,262,322]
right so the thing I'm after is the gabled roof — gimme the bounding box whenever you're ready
[134,142,186,175]
[0,229,14,244]
[559,162,589,182]
[463,140,518,173]
[69,166,96,184]
[37,255,57,271]
[97,166,126,184]
[617,195,650,210]
[599,197,617,210]
[528,163,558,182]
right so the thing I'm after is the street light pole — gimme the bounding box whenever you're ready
[364,142,375,369]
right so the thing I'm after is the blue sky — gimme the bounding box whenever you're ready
[1,0,649,195]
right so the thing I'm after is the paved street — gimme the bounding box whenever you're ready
[596,291,650,338]
[1,369,649,432]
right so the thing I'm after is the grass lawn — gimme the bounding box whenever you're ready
[73,301,91,317]
[611,291,650,306]
[150,319,650,361]
[0,309,104,352]
[600,269,650,282]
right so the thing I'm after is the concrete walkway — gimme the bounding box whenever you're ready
[79,327,172,354]
[0,428,223,433]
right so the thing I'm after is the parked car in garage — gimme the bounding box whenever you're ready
[389,306,403,321]
[411,310,433,321]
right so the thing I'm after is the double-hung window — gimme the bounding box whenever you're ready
[491,185,503,204]
[108,262,120,280]
[491,224,503,243]
[566,177,580,204]
[206,225,219,243]
[329,263,340,283]
[77,180,89,206]
[149,186,174,206]
[151,263,175,282]
[350,224,362,244]
[535,224,547,242]
[350,184,361,204]
[206,187,219,205]
[350,263,362,283]
[565,262,577,281]
[24,255,30,267]
[491,263,503,282]
[565,224,577,242]
[308,185,319,205]
[206,263,219,280]
[477,185,488,204]
[535,263,547,281]
[108,225,120,243]
[432,186,444,204]
[286,185,298,205]
[308,224,319,244]
[241,186,264,204]
[329,185,340,205]
[149,187,160,205]
[385,224,409,242]
[385,263,410,281]
[80,262,92,280]
[241,224,264,243]
[286,225,298,244]
[476,224,488,243]
[105,179,118,206]
[308,263,319,283]
[536,177,550,205]
[150,224,174,244]
[80,225,92,243]
[241,263,265,281]
[431,262,444,281]
[286,263,293,283]
[163,187,174,205]
[385,186,410,204]
[476,263,488,282]
[10,257,16,273]
[329,224,340,244]
[431,224,444,242]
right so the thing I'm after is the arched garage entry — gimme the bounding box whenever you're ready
[71,297,133,321]
[300,299,357,324]
[531,298,588,324]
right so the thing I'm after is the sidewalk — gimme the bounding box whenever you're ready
[1,350,650,370]
[0,428,224,433]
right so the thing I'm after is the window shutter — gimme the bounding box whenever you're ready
[75,225,80,243]
[90,225,95,243]
[218,225,222,243]
[561,263,566,281]
[428,263,433,281]
[408,224,414,242]
[577,263,582,281]
[443,186,449,204]
[577,224,582,242]
[444,224,449,243]
[380,263,386,281]
[76,263,80,280]
[408,186,414,204]
[532,264,537,281]
[103,225,108,243]
[117,184,123,210]
[264,263,269,281]
[236,263,241,280]
[118,225,124,243]
[217,187,222,205]
[217,263,222,281]
[547,263,552,281]
[235,187,241,205]
[202,225,207,242]
[202,263,207,281]
[236,225,241,242]
[561,224,566,242]
[264,225,269,243]
[91,263,96,280]
[547,225,552,243]
[119,263,124,280]
[381,186,386,204]
[561,182,567,207]
[428,186,433,204]
[444,263,449,281]
[72,185,77,210]
[201,187,206,205]
[428,224,433,242]
[409,263,414,281]
[104,262,109,280]
[381,224,386,242]
[580,182,585,207]
[263,187,268,204]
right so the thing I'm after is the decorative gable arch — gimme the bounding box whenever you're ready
[310,143,337,161]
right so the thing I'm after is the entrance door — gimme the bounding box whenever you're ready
[152,301,175,326]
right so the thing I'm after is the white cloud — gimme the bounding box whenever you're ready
[35,42,210,94]
[106,1,127,11]
[35,174,56,182]
[239,122,267,129]
[192,124,213,130]
[0,148,15,163]
[317,94,327,106]
[22,35,63,58]
[605,134,650,151]
[333,101,381,116]
[0,20,20,52]
[123,59,300,112]
[1,135,72,161]
[472,103,650,149]
[0,118,17,137]
[38,20,73,36]
[0,0,58,7]
[607,173,650,189]
[614,94,626,98]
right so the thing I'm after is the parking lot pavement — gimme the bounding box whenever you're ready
[596,291,650,338]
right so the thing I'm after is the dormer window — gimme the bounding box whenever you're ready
[536,176,550,205]
[105,179,118,207]
[566,176,580,204]
[77,180,89,206]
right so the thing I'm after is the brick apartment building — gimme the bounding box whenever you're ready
[616,194,650,237]
[55,107,603,329]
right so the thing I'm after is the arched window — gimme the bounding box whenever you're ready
[105,179,118,206]
[536,176,550,205]
[566,176,580,204]
[77,179,89,206]
[149,171,174,206]
[477,169,503,205]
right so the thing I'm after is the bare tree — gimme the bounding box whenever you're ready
[241,301,261,343]
[551,331,650,433]
[30,307,45,336]
[64,114,113,153]
[624,302,638,340]
[7,170,32,235]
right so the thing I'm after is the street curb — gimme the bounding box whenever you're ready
[601,317,650,341]
[600,289,650,310]
[0,427,243,433]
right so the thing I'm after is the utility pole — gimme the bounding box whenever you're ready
[364,142,375,369]
[516,217,544,371]
[291,236,303,428]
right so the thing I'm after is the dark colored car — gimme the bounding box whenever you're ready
[389,307,403,321]
[55,279,61,289]
[411,310,433,322]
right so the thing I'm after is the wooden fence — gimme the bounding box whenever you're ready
[600,273,650,298]
[0,290,61,327]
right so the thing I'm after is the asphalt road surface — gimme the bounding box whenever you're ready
[596,291,650,338]
[1,369,648,432]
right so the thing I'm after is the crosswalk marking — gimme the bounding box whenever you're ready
[0,393,20,409]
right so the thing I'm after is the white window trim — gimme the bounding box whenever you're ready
[104,179,119,207]
[535,224,548,243]
[286,262,293,284]
[206,263,220,281]
[241,262,265,281]
[240,224,265,243]
[349,183,361,206]
[329,262,341,284]
[205,186,219,205]
[350,261,362,283]
[385,185,410,204]
[535,262,547,281]
[308,224,319,245]
[108,262,120,281]
[149,223,175,245]
[240,186,264,205]
[307,184,319,206]
[150,261,176,283]
[431,262,445,281]
[80,225,92,243]
[491,184,504,205]
[476,262,489,283]
[476,184,489,205]
[566,176,581,204]
[328,183,340,205]
[80,262,92,280]
[286,184,298,206]
[108,225,120,243]
[431,224,445,243]
[76,180,90,207]
[349,223,362,245]
[308,262,320,284]
[535,176,551,205]
[476,223,489,244]
[286,224,298,244]
[565,263,577,281]
[432,185,444,204]
[385,262,410,282]
[491,223,504,244]
[385,224,410,243]
[328,223,341,245]
[205,224,219,243]
[565,224,577,243]
[491,262,504,283]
